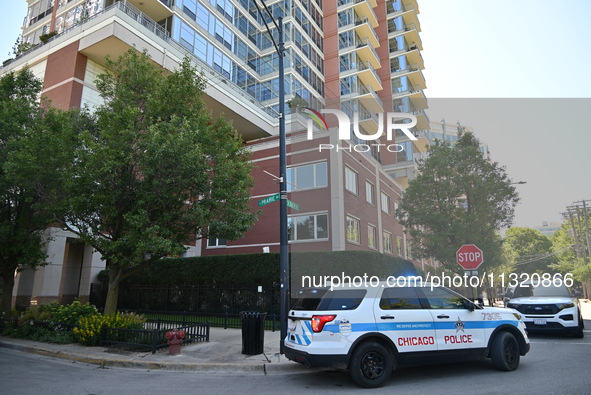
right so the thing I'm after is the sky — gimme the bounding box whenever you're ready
[1,0,590,229]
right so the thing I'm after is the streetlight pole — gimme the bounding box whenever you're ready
[277,16,289,355]
[252,2,288,353]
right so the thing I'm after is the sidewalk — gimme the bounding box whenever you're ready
[0,328,307,374]
[580,298,591,320]
[2,302,590,373]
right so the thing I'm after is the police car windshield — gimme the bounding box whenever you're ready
[513,284,571,298]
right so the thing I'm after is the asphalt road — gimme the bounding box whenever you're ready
[1,330,590,395]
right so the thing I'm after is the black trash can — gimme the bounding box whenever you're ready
[239,311,267,355]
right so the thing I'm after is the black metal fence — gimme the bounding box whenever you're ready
[134,310,280,332]
[90,283,280,315]
[100,320,209,354]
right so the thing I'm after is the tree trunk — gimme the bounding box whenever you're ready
[0,275,15,314]
[104,262,123,315]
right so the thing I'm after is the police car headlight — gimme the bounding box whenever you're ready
[557,302,575,310]
[507,303,518,309]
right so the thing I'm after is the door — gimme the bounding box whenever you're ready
[421,287,486,350]
[375,286,438,352]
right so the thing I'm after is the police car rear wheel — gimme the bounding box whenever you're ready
[491,332,520,371]
[349,342,393,388]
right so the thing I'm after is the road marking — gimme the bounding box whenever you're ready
[529,341,591,345]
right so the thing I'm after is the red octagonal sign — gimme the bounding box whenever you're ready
[456,244,483,270]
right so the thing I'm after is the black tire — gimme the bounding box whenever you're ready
[349,342,393,388]
[490,331,520,371]
[573,315,584,338]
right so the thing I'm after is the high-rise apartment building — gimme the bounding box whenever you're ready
[2,0,428,308]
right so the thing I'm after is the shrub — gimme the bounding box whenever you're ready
[7,300,100,343]
[74,312,146,346]
[52,300,99,324]
[20,299,99,325]
[39,31,57,44]
[21,303,59,322]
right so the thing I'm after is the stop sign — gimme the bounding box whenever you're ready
[456,244,483,270]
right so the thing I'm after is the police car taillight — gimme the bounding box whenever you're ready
[311,315,336,332]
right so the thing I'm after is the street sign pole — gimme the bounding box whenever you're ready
[252,2,288,355]
[277,16,288,355]
[457,244,484,304]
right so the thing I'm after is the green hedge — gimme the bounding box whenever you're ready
[101,251,419,286]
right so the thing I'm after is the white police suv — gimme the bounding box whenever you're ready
[284,281,530,388]
[506,281,584,338]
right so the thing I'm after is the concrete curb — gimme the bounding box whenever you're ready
[0,340,301,374]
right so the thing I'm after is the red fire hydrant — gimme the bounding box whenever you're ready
[165,329,186,355]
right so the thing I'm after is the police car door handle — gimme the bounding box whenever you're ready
[437,314,450,319]
[380,315,395,319]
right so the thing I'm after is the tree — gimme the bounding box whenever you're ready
[60,50,256,314]
[0,69,78,313]
[551,221,591,297]
[397,131,519,273]
[11,36,36,57]
[502,227,555,274]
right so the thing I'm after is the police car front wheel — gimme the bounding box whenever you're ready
[349,342,393,388]
[490,332,520,371]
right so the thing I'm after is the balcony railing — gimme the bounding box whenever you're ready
[388,21,417,35]
[386,2,415,17]
[341,58,380,84]
[341,81,384,109]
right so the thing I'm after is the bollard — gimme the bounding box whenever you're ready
[165,329,186,355]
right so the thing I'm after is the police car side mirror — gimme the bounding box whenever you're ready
[464,300,475,312]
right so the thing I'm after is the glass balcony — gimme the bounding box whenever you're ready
[340,58,382,91]
[338,0,379,24]
[387,22,422,51]
[354,16,380,48]
[124,0,173,22]
[339,36,381,69]
[341,82,384,113]
[338,15,380,48]
[386,1,420,28]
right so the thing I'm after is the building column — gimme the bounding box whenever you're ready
[30,227,69,305]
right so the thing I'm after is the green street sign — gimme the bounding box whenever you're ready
[258,193,280,207]
[287,200,300,211]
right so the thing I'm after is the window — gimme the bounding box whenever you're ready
[345,167,358,195]
[422,287,468,309]
[316,290,367,311]
[346,216,360,244]
[288,213,328,241]
[383,231,392,253]
[287,162,327,191]
[207,238,227,247]
[368,225,377,249]
[381,192,390,214]
[396,237,403,256]
[380,287,422,310]
[365,181,375,205]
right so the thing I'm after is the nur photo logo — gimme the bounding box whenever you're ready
[302,108,418,153]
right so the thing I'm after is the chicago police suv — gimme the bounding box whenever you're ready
[506,280,584,338]
[284,281,530,388]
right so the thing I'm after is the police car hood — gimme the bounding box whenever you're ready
[509,296,574,304]
[481,306,518,314]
